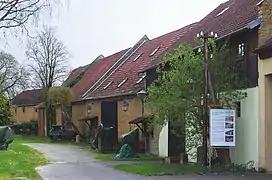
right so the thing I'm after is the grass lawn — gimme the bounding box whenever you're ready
[0,136,49,180]
[114,163,204,176]
[91,151,160,162]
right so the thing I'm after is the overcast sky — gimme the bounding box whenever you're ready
[0,0,226,69]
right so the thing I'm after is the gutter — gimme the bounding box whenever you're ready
[72,92,136,104]
[12,103,42,107]
[86,92,136,100]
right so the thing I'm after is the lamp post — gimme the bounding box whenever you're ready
[197,31,217,166]
[137,89,148,153]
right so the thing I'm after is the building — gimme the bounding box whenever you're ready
[20,0,272,171]
[71,0,272,170]
[254,38,272,171]
[143,0,261,165]
[73,24,196,152]
[11,89,44,123]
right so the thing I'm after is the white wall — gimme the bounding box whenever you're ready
[159,121,169,158]
[230,87,259,168]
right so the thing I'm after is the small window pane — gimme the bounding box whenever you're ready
[237,43,245,57]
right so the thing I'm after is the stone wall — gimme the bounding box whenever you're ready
[149,125,162,155]
[258,0,272,45]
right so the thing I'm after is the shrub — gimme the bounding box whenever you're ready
[0,94,12,126]
[10,121,38,135]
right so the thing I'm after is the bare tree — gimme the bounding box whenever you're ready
[26,26,70,89]
[26,26,70,133]
[0,51,29,98]
[0,1,65,33]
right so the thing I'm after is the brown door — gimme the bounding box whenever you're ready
[37,109,45,136]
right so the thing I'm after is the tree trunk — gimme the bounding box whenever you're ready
[45,102,56,136]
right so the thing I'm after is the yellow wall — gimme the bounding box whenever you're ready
[71,97,143,138]
[55,106,62,125]
[12,106,38,123]
[72,102,87,134]
[258,56,272,172]
[117,98,142,137]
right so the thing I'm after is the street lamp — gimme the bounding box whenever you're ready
[197,31,217,167]
[137,89,148,116]
[122,101,129,112]
[87,103,92,114]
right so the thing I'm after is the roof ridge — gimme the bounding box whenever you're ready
[146,22,197,43]
[21,89,43,92]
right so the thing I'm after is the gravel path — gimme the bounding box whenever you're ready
[26,143,272,180]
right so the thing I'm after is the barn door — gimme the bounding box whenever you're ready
[101,101,118,143]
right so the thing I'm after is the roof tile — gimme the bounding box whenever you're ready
[84,0,261,99]
[87,23,196,98]
[11,89,44,106]
[72,49,129,99]
[150,0,260,68]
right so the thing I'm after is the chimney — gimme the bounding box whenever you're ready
[258,0,272,45]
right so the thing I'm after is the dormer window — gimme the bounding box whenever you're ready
[104,81,113,89]
[136,74,147,84]
[216,7,229,17]
[118,78,128,88]
[237,42,245,57]
[133,53,143,62]
[149,47,160,57]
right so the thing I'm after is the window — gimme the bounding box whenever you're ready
[133,53,143,62]
[216,7,229,17]
[15,108,17,115]
[237,42,245,57]
[118,78,128,88]
[136,74,147,84]
[149,47,160,57]
[35,108,37,112]
[22,107,25,113]
[234,102,241,117]
[104,81,113,89]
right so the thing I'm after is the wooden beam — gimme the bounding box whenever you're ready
[136,123,144,132]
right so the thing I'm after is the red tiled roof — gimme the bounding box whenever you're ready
[11,89,44,106]
[86,23,196,98]
[83,0,261,99]
[149,0,260,68]
[72,49,129,99]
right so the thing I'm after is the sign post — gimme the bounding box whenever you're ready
[209,108,236,168]
[210,108,236,147]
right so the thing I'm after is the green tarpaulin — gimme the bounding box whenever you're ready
[115,144,139,159]
[0,126,13,150]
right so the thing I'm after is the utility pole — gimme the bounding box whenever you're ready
[197,31,217,166]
